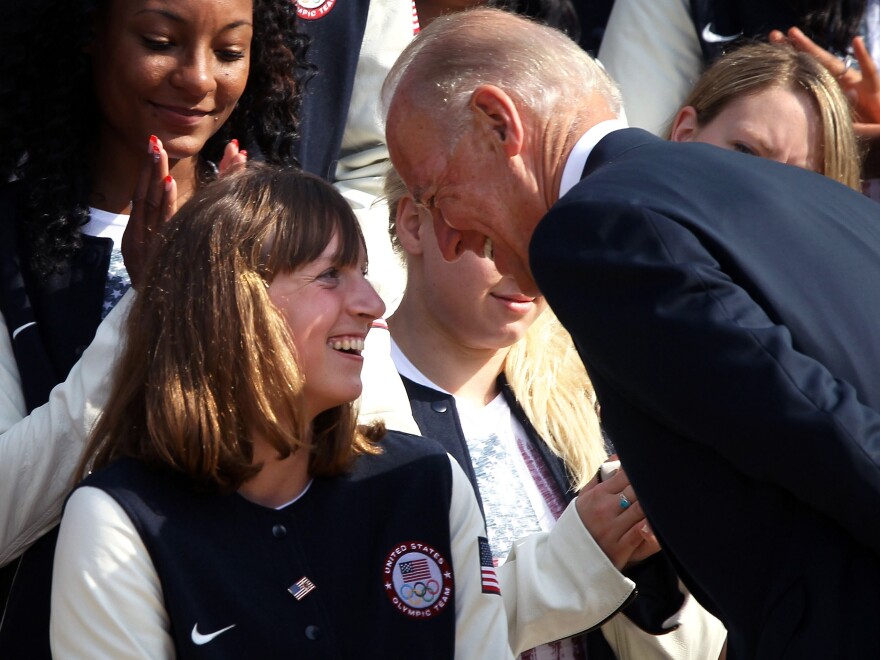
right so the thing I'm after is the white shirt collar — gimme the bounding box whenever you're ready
[558,119,629,199]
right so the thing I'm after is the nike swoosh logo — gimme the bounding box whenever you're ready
[701,23,741,44]
[191,623,236,645]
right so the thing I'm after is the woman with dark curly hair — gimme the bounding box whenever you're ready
[0,0,306,655]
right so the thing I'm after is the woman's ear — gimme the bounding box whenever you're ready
[393,195,426,256]
[669,106,699,142]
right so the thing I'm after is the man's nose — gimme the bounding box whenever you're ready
[431,214,487,262]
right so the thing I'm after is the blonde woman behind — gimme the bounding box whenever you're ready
[384,169,727,659]
[668,41,862,189]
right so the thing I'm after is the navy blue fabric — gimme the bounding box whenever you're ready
[0,184,111,659]
[83,431,457,659]
[294,0,371,180]
[532,128,880,658]
[688,0,803,62]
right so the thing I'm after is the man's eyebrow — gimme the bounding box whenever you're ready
[412,189,435,209]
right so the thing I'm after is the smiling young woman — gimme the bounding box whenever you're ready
[50,165,512,658]
[0,0,305,655]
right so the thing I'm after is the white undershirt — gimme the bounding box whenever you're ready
[81,207,129,243]
[390,341,556,551]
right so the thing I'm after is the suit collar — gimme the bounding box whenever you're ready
[581,127,663,180]
[559,119,628,199]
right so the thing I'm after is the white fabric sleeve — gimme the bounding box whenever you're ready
[447,455,514,659]
[498,499,636,655]
[0,288,133,566]
[358,325,421,435]
[598,0,703,135]
[601,589,727,659]
[50,486,172,659]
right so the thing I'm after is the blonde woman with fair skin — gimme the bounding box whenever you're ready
[668,42,862,189]
[385,170,726,659]
[50,165,511,659]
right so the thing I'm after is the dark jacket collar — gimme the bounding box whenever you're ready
[582,127,661,179]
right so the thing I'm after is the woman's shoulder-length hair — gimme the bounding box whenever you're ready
[80,163,380,491]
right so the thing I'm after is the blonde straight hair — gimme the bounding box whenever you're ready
[672,41,862,189]
[504,311,606,491]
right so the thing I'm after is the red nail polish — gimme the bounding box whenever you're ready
[164,175,173,184]
[230,139,239,148]
[239,150,247,158]
[148,135,158,154]
[164,175,173,192]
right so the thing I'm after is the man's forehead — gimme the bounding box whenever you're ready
[390,141,448,199]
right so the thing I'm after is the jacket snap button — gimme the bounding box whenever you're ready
[431,401,448,413]
[305,625,321,641]
[272,524,287,538]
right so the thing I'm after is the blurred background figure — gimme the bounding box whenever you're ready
[599,0,871,135]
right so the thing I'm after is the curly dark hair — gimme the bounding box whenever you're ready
[0,0,310,278]
[796,0,867,55]
[494,0,581,41]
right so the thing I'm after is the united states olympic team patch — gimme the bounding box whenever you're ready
[384,541,453,619]
[295,0,336,20]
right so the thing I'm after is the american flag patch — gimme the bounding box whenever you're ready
[399,558,433,582]
[288,576,316,601]
[478,536,500,595]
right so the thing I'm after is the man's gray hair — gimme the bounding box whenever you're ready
[382,8,621,133]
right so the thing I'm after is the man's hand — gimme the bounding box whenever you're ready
[575,465,660,570]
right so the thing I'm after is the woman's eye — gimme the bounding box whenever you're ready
[142,36,172,51]
[217,49,246,62]
[317,267,341,283]
[732,142,757,156]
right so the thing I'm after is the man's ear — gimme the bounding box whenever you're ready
[394,196,426,256]
[669,106,699,142]
[471,85,524,157]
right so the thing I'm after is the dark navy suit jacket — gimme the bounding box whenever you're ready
[531,128,880,659]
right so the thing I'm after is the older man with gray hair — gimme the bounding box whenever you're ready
[385,7,880,659]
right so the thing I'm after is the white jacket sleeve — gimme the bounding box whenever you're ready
[601,589,727,660]
[447,456,514,659]
[50,486,172,659]
[598,0,702,135]
[499,499,636,655]
[0,289,133,566]
[499,499,727,658]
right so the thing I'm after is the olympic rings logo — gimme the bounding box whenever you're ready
[400,579,441,604]
[383,543,454,617]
